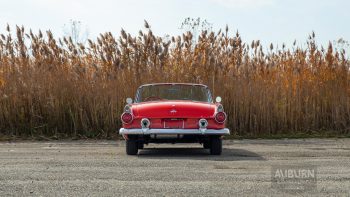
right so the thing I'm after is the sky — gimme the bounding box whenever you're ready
[1,0,350,48]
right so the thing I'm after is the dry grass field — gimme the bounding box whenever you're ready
[0,23,349,138]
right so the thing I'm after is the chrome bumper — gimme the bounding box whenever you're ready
[119,128,230,135]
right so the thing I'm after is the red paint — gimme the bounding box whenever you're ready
[133,101,216,118]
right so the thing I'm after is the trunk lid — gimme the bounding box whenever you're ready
[132,101,215,118]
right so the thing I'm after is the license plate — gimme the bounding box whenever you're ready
[163,119,184,129]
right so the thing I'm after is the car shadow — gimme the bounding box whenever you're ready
[137,148,265,161]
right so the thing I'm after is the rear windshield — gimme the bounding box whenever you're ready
[136,84,212,103]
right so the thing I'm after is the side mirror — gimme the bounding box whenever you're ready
[126,98,133,104]
[215,96,222,103]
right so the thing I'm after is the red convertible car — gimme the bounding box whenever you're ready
[119,83,230,155]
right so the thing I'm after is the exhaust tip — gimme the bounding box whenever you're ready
[199,119,208,129]
[141,118,151,129]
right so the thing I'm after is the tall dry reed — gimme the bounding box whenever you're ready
[0,24,349,138]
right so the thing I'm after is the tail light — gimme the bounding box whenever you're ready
[217,104,224,112]
[121,112,133,124]
[215,112,227,124]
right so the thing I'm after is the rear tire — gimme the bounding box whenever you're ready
[126,139,138,155]
[210,136,222,155]
[203,141,210,149]
[138,142,144,149]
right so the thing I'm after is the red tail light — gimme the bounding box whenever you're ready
[121,112,133,124]
[215,112,226,124]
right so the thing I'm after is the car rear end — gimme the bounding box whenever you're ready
[119,83,230,155]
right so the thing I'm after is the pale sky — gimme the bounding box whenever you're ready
[1,0,349,48]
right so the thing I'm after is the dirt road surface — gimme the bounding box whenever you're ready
[0,139,349,196]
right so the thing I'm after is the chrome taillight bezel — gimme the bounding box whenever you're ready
[121,112,133,124]
[214,112,227,124]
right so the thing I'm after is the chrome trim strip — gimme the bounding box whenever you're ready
[119,128,230,135]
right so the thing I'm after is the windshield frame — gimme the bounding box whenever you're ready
[134,84,213,103]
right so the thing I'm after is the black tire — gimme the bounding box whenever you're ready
[210,136,222,155]
[203,141,210,149]
[138,142,144,149]
[126,139,138,155]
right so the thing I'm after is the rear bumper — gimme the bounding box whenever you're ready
[119,128,230,135]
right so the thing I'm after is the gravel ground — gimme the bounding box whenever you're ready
[0,139,349,196]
